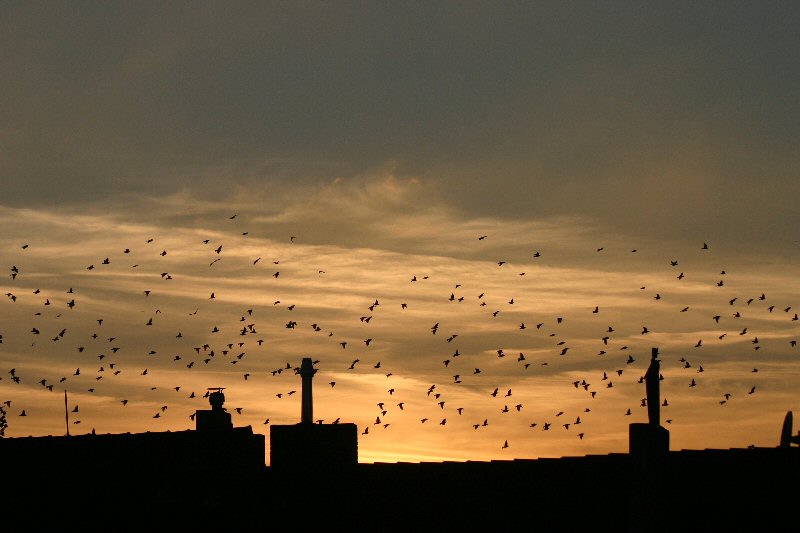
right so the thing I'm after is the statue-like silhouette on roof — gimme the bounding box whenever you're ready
[628,347,669,456]
[645,347,660,426]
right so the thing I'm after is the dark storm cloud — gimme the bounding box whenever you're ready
[2,2,799,244]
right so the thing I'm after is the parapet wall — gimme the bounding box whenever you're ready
[270,423,357,469]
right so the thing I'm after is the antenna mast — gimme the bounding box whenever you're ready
[64,390,70,437]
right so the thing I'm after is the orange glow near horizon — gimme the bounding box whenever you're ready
[1,189,798,464]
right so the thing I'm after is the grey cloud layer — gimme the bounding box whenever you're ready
[2,3,799,248]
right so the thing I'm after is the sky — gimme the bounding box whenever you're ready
[1,2,799,463]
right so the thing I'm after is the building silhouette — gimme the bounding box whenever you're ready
[2,354,798,531]
[270,358,358,471]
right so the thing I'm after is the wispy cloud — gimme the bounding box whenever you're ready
[1,182,797,461]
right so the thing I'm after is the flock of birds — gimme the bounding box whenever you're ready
[1,213,798,457]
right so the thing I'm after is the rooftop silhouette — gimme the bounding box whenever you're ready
[270,357,358,470]
[1,353,798,531]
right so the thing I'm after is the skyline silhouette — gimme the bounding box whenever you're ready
[2,3,799,464]
[1,359,797,532]
[1,222,797,464]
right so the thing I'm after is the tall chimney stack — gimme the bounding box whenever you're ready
[270,357,359,469]
[300,358,315,424]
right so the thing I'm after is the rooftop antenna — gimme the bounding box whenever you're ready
[645,347,660,426]
[64,390,70,437]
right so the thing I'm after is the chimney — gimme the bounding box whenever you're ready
[196,387,232,432]
[300,358,315,424]
[270,358,358,469]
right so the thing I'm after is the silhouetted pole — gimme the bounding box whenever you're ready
[300,358,315,424]
[64,390,70,437]
[645,347,660,426]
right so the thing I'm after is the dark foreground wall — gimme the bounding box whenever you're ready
[270,422,358,470]
[2,430,798,532]
[265,448,800,532]
[267,455,631,532]
[656,448,800,532]
[2,428,266,528]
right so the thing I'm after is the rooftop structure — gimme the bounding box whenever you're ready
[269,357,358,469]
[0,352,798,530]
[195,387,233,432]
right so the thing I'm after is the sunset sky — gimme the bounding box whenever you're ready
[1,2,799,463]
